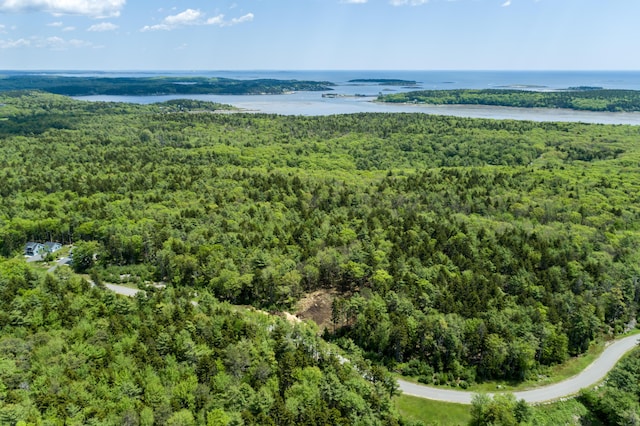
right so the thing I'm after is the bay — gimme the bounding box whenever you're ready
[69,70,640,124]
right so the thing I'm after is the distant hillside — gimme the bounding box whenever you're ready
[0,74,333,96]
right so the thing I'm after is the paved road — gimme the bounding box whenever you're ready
[45,257,136,297]
[86,280,142,297]
[398,333,640,404]
[104,283,141,297]
[92,277,640,405]
[26,254,43,263]
[47,256,70,273]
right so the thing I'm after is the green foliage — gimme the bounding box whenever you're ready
[71,241,101,273]
[379,88,640,112]
[529,399,599,425]
[577,348,640,425]
[470,393,529,426]
[0,75,333,96]
[1,91,640,387]
[0,258,399,424]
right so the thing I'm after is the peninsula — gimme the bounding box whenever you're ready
[378,88,640,112]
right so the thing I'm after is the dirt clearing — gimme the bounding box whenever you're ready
[294,289,337,330]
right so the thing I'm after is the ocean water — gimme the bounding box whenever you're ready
[212,70,640,92]
[37,69,640,123]
[36,69,640,91]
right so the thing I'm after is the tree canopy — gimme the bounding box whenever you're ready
[0,75,333,96]
[0,258,399,425]
[1,91,639,392]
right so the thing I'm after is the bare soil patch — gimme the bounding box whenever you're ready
[294,289,338,330]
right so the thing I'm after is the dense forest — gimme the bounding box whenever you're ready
[378,88,640,112]
[0,258,400,425]
[0,75,333,96]
[1,91,640,392]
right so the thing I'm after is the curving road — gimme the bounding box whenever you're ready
[399,333,640,404]
[104,283,142,297]
[90,276,640,406]
[46,258,143,297]
[47,256,71,273]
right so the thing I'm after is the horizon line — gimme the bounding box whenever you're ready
[2,69,640,73]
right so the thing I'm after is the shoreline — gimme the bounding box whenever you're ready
[72,94,640,125]
[369,100,640,125]
[373,99,640,116]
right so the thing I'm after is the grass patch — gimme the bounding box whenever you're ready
[394,394,602,426]
[530,399,602,426]
[394,394,471,426]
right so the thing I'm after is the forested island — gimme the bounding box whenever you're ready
[378,88,640,112]
[1,91,640,424]
[348,79,419,86]
[0,75,333,96]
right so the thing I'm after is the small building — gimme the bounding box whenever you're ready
[43,242,62,253]
[25,242,44,256]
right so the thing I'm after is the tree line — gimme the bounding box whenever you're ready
[0,75,333,96]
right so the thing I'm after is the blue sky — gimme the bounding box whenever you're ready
[0,0,638,70]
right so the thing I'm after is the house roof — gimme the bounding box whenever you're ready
[43,242,62,251]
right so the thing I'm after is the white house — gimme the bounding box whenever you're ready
[43,242,62,253]
[25,242,44,256]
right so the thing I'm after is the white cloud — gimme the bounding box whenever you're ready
[0,37,30,48]
[164,8,201,25]
[62,26,74,31]
[140,23,169,32]
[36,35,93,49]
[141,8,202,32]
[227,13,253,26]
[390,0,428,5]
[87,22,118,31]
[0,35,93,49]
[341,0,368,3]
[206,15,224,26]
[141,9,253,32]
[0,0,126,18]
[389,0,427,5]
[47,21,63,27]
[502,0,511,6]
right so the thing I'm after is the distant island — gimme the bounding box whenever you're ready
[154,99,236,113]
[568,86,605,91]
[378,88,640,112]
[321,93,368,98]
[0,74,334,96]
[348,78,419,86]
